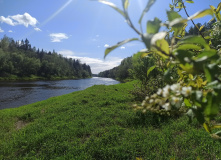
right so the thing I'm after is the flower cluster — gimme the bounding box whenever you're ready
[134,83,193,115]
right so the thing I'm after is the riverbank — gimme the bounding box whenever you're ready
[0,81,221,159]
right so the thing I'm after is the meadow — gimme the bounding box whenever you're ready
[0,81,221,159]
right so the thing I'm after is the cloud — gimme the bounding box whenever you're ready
[34,27,41,31]
[0,27,4,32]
[120,46,125,49]
[8,30,13,32]
[104,44,109,48]
[0,16,14,26]
[58,50,122,74]
[0,13,38,27]
[49,33,69,42]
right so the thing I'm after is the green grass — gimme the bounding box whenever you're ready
[0,82,221,159]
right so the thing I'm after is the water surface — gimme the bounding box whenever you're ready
[0,77,119,109]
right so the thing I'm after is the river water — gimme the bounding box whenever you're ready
[0,77,119,110]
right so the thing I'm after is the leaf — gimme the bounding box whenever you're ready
[155,39,170,54]
[95,0,126,18]
[210,5,216,12]
[178,36,210,50]
[151,32,167,45]
[122,0,129,10]
[167,11,182,22]
[211,124,221,130]
[176,44,201,50]
[139,0,156,24]
[184,98,191,107]
[199,25,205,31]
[146,17,161,34]
[203,123,211,133]
[185,0,194,3]
[204,92,219,120]
[217,2,221,13]
[147,65,156,77]
[188,9,213,20]
[104,38,138,58]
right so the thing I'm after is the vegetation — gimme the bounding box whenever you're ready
[1,82,221,159]
[98,0,221,140]
[0,36,92,80]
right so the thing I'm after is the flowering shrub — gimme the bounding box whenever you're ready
[95,0,221,140]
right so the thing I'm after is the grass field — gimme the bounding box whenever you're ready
[0,81,221,159]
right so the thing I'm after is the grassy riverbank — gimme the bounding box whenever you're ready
[0,82,221,159]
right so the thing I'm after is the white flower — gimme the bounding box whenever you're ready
[170,83,181,93]
[162,103,171,111]
[141,100,146,106]
[157,88,163,95]
[149,99,154,103]
[151,94,157,99]
[145,96,149,101]
[181,86,192,97]
[171,96,182,108]
[163,85,170,97]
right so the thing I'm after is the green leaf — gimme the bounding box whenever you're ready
[122,0,129,10]
[95,0,126,18]
[188,9,213,20]
[147,65,156,77]
[151,32,167,45]
[217,2,221,13]
[176,44,201,50]
[184,98,191,107]
[204,92,219,120]
[178,36,210,50]
[104,38,138,58]
[167,11,182,22]
[203,123,211,133]
[155,39,170,54]
[146,17,161,34]
[139,0,156,24]
[185,0,194,3]
[174,49,193,64]
[199,25,205,31]
[211,124,221,130]
[142,33,153,49]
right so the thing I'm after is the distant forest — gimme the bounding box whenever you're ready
[0,36,92,80]
[98,21,215,81]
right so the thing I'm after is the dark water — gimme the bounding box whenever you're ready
[0,77,119,110]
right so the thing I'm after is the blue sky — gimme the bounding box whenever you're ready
[0,0,220,74]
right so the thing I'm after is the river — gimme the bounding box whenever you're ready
[0,77,119,110]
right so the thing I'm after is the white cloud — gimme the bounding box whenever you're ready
[0,13,38,27]
[120,46,125,49]
[0,16,14,26]
[34,27,41,31]
[104,44,109,48]
[8,30,13,32]
[49,33,69,42]
[0,27,4,32]
[96,34,99,37]
[58,50,122,74]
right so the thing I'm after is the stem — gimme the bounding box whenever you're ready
[125,12,142,36]
[181,1,206,40]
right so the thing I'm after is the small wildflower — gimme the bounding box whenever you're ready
[157,88,163,95]
[151,94,157,99]
[163,85,170,98]
[141,100,146,106]
[170,83,181,93]
[145,96,149,101]
[181,86,192,97]
[171,96,182,108]
[149,99,154,103]
[162,103,171,111]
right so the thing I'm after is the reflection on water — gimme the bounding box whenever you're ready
[0,77,119,109]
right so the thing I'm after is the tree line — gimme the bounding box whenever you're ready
[0,35,92,79]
